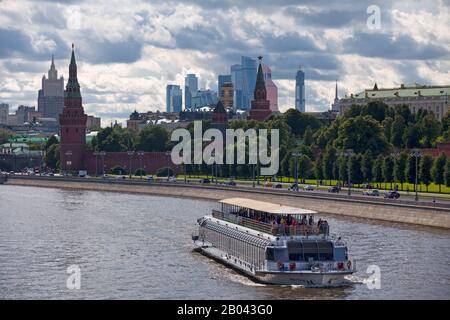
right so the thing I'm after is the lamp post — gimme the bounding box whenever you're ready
[410,149,421,201]
[165,151,171,181]
[127,151,134,179]
[99,151,106,176]
[390,148,400,191]
[137,151,144,179]
[337,149,354,196]
[65,150,72,175]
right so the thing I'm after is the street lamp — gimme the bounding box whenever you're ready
[99,151,106,176]
[337,149,354,196]
[137,151,144,179]
[410,149,421,201]
[65,150,72,175]
[127,151,134,179]
[165,151,171,181]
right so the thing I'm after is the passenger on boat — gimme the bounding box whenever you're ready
[308,215,314,226]
[271,219,279,235]
[301,215,307,225]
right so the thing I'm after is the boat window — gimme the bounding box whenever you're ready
[317,241,333,261]
[287,241,303,261]
[302,241,319,261]
[266,248,275,261]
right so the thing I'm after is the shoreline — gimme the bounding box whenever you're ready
[5,177,450,230]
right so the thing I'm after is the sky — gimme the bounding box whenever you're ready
[0,0,449,126]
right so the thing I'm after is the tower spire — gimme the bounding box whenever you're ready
[254,55,266,100]
[334,79,338,102]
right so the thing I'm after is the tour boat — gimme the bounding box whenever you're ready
[192,197,355,286]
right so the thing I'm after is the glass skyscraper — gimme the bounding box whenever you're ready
[166,84,182,113]
[241,56,257,110]
[295,67,305,112]
[230,64,243,110]
[184,74,198,110]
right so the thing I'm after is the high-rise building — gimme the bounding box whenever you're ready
[184,74,198,110]
[166,85,183,113]
[262,64,278,112]
[220,83,234,109]
[38,55,65,120]
[331,80,339,112]
[241,56,257,110]
[218,74,231,94]
[191,89,218,109]
[0,103,8,125]
[59,44,87,172]
[230,64,243,110]
[295,67,305,112]
[248,57,272,122]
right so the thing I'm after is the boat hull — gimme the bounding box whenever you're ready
[194,241,353,287]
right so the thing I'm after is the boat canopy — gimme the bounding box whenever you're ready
[219,198,317,215]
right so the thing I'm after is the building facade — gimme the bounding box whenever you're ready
[262,64,279,112]
[191,89,218,109]
[241,56,257,110]
[38,55,65,120]
[219,82,234,109]
[295,67,305,112]
[230,64,243,110]
[166,84,182,113]
[184,74,198,110]
[0,103,8,125]
[218,74,231,94]
[335,84,450,120]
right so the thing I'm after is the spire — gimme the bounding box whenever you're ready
[373,82,378,90]
[51,54,55,68]
[213,100,226,114]
[334,79,338,102]
[65,43,81,102]
[254,56,267,100]
[70,43,77,69]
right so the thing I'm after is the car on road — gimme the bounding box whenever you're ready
[328,186,340,193]
[384,190,400,199]
[223,180,236,186]
[199,178,210,184]
[303,185,314,191]
[273,183,283,189]
[264,182,273,188]
[288,183,299,191]
[168,176,177,182]
[363,189,380,196]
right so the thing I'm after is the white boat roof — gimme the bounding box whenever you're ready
[219,198,317,215]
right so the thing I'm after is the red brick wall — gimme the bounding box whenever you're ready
[421,142,450,158]
[83,151,181,175]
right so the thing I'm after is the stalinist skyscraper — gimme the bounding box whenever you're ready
[38,55,65,120]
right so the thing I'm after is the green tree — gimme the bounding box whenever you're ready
[382,156,394,189]
[349,154,364,185]
[394,152,407,190]
[44,135,59,151]
[372,155,384,186]
[44,143,60,171]
[303,126,313,146]
[361,150,373,183]
[382,117,393,143]
[418,113,441,148]
[298,154,312,183]
[419,155,433,192]
[390,115,406,148]
[0,129,12,144]
[445,161,450,187]
[431,152,446,193]
[335,115,389,155]
[136,125,169,152]
[314,155,324,184]
[405,155,417,186]
[403,125,421,149]
[322,146,337,185]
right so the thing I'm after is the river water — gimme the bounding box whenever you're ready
[0,185,449,299]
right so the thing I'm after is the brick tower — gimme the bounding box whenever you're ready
[248,56,272,122]
[211,100,228,135]
[59,44,87,173]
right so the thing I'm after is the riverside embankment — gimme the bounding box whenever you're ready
[4,176,450,229]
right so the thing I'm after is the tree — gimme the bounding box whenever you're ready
[303,126,313,146]
[335,115,389,155]
[322,146,337,185]
[403,125,421,149]
[44,144,60,171]
[445,161,450,187]
[0,129,11,144]
[283,109,320,136]
[382,117,393,143]
[405,155,416,186]
[136,125,169,152]
[362,101,390,122]
[44,135,59,151]
[382,156,394,189]
[418,114,441,148]
[298,154,312,183]
[390,115,406,148]
[394,152,407,190]
[372,155,384,186]
[314,155,324,184]
[349,155,364,185]
[431,152,446,193]
[361,150,373,183]
[419,155,433,192]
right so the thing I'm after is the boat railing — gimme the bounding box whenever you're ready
[212,210,327,236]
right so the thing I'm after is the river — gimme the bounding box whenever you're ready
[0,185,449,299]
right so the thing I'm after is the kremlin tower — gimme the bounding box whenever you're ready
[247,56,272,121]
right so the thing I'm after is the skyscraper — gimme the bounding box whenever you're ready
[230,64,243,110]
[241,56,257,110]
[262,64,278,112]
[295,67,305,112]
[0,103,8,125]
[219,82,234,109]
[218,75,231,93]
[166,85,182,113]
[184,74,198,110]
[331,80,339,112]
[38,55,64,120]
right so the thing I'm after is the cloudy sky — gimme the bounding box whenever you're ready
[0,0,449,126]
